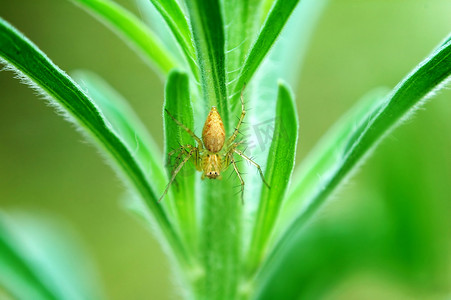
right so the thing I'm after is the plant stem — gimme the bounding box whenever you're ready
[198,178,242,299]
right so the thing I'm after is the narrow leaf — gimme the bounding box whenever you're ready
[223,0,262,118]
[258,36,451,290]
[147,0,199,79]
[232,0,300,97]
[278,88,390,233]
[72,0,178,75]
[164,70,198,254]
[259,0,275,25]
[184,0,229,131]
[0,18,189,267]
[240,0,328,221]
[246,82,298,276]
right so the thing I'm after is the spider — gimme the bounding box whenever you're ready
[159,88,270,203]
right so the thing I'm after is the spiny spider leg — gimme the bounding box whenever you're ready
[226,140,245,152]
[159,150,194,202]
[168,149,190,190]
[167,145,193,184]
[167,145,193,168]
[165,109,203,149]
[166,148,182,167]
[234,149,270,188]
[227,85,246,145]
[229,154,245,204]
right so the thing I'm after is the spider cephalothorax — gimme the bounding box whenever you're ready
[159,89,269,203]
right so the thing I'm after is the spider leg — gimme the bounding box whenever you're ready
[173,152,184,171]
[159,150,194,202]
[234,149,270,189]
[169,150,186,190]
[227,85,246,145]
[225,140,245,153]
[166,145,195,190]
[165,109,203,149]
[167,145,193,167]
[166,148,183,168]
[229,153,245,204]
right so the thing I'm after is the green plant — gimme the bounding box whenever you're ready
[1,0,450,299]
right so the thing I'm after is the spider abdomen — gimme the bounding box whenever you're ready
[202,106,225,152]
[160,87,268,203]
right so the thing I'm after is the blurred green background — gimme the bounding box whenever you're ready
[0,0,450,299]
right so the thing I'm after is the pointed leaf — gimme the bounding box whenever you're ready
[232,0,300,97]
[246,82,298,276]
[223,0,262,113]
[241,0,328,220]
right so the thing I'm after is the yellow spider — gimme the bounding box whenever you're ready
[159,89,269,203]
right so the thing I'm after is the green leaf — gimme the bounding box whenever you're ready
[255,174,447,299]
[0,211,104,300]
[223,0,262,116]
[184,0,228,131]
[245,82,298,277]
[259,0,275,25]
[243,0,328,139]
[278,87,390,234]
[72,70,169,200]
[438,32,451,48]
[240,0,328,222]
[72,0,178,75]
[164,70,198,255]
[258,35,451,293]
[147,0,199,80]
[232,0,300,97]
[0,17,189,268]
[253,214,383,300]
